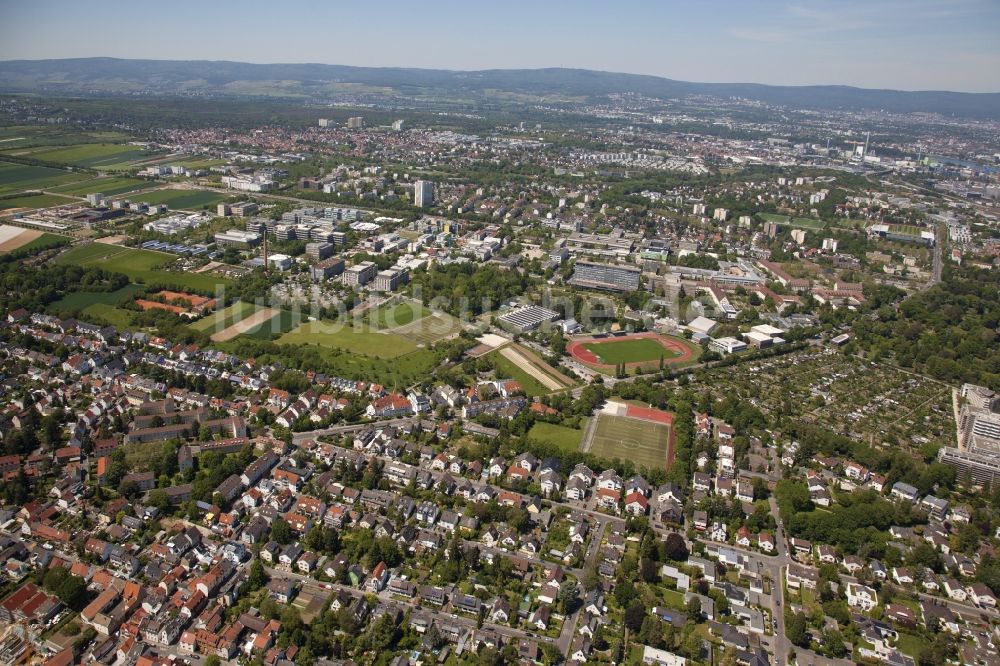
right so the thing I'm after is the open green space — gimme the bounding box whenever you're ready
[128,188,229,210]
[56,243,231,292]
[189,301,256,332]
[527,421,584,453]
[50,176,158,197]
[0,160,90,195]
[583,338,681,365]
[266,318,442,386]
[490,350,552,397]
[0,193,74,210]
[369,301,430,329]
[278,320,418,358]
[589,414,672,471]
[48,284,144,314]
[80,303,135,328]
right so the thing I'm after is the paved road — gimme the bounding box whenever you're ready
[557,518,608,654]
[291,418,419,444]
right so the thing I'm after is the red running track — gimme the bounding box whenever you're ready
[566,332,696,368]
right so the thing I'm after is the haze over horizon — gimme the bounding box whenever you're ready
[1,0,999,94]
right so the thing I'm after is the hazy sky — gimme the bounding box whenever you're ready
[1,0,998,92]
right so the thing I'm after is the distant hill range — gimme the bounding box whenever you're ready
[1,57,998,120]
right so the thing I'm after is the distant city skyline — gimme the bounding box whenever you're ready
[1,0,998,93]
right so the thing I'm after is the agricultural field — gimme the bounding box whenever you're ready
[0,225,69,253]
[55,243,231,292]
[490,343,575,396]
[278,320,418,358]
[129,188,229,210]
[0,160,90,196]
[588,413,673,471]
[527,421,585,453]
[689,347,955,450]
[189,301,257,333]
[49,176,158,197]
[10,232,69,254]
[491,351,550,396]
[0,193,76,210]
[21,143,161,169]
[146,155,227,170]
[0,126,132,151]
[210,307,296,341]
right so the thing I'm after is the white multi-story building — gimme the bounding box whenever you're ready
[414,180,434,208]
[342,261,377,287]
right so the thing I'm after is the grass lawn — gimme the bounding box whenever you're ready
[50,176,158,197]
[0,160,90,195]
[328,347,439,389]
[661,587,687,610]
[56,243,231,292]
[130,188,229,210]
[583,338,680,365]
[80,303,135,328]
[370,301,430,329]
[590,414,672,471]
[527,421,585,453]
[278,320,418,358]
[894,631,929,657]
[255,318,442,387]
[48,284,144,313]
[0,193,76,210]
[124,440,171,471]
[189,301,257,332]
